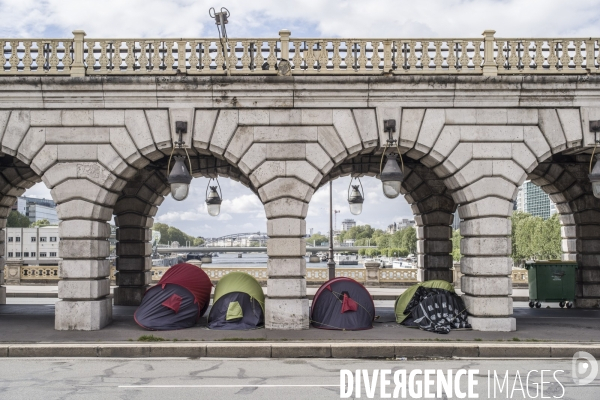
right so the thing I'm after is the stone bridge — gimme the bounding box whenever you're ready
[1,30,600,332]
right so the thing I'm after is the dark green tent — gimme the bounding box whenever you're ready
[208,271,265,330]
[394,280,455,323]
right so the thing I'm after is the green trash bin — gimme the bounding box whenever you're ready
[524,260,577,309]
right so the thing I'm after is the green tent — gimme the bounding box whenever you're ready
[213,271,265,311]
[208,271,266,330]
[394,280,455,323]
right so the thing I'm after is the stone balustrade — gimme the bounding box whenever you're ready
[5,264,529,286]
[1,30,598,76]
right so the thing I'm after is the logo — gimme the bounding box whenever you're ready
[572,351,598,386]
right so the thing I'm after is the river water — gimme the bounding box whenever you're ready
[201,252,364,268]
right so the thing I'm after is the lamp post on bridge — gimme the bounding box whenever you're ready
[328,181,336,280]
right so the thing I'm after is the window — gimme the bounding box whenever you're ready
[31,252,36,257]
[31,237,36,242]
[7,252,12,257]
[23,252,29,257]
[15,237,20,242]
[49,237,57,242]
[7,237,12,242]
[15,252,21,257]
[40,237,47,242]
[49,252,57,257]
[40,252,47,257]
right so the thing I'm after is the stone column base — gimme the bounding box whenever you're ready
[113,286,149,306]
[55,298,112,330]
[575,298,600,308]
[0,286,5,304]
[265,298,309,330]
[468,316,516,332]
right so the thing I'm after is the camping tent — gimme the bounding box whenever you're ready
[208,271,265,330]
[311,277,375,330]
[394,280,471,334]
[394,280,455,323]
[134,263,212,330]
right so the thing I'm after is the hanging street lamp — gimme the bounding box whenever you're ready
[379,119,405,199]
[205,178,223,217]
[589,120,600,198]
[347,177,365,215]
[167,121,193,201]
[168,156,192,201]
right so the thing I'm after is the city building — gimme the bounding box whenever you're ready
[5,226,60,265]
[387,218,415,234]
[11,196,58,225]
[516,180,557,220]
[452,212,461,231]
[341,219,356,231]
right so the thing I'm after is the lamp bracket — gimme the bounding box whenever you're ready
[383,119,397,145]
[175,121,187,148]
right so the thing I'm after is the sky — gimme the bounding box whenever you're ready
[4,0,600,238]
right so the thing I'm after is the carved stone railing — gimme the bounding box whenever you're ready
[7,265,529,286]
[20,265,60,280]
[1,30,598,76]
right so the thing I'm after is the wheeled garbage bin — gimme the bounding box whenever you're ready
[525,260,577,309]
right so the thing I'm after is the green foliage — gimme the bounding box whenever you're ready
[366,248,381,257]
[307,233,328,246]
[338,224,375,242]
[379,248,409,257]
[152,222,204,246]
[512,212,561,266]
[401,227,417,255]
[31,219,51,227]
[7,211,30,227]
[452,229,462,261]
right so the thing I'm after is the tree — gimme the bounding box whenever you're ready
[539,214,561,260]
[401,226,417,255]
[452,229,462,261]
[7,211,30,227]
[511,211,531,266]
[307,233,328,246]
[152,223,170,243]
[511,212,562,265]
[152,222,204,246]
[31,219,51,227]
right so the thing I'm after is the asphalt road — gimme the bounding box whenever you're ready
[0,358,598,400]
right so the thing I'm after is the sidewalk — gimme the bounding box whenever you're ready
[2,288,596,359]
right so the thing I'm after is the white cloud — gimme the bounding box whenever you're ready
[1,0,599,39]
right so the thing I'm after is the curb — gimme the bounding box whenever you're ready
[0,342,598,359]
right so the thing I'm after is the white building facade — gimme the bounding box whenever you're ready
[5,226,60,265]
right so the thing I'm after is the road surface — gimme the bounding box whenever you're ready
[1,357,598,399]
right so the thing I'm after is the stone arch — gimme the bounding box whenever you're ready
[527,153,600,308]
[112,152,254,306]
[321,153,457,283]
[0,154,43,305]
[1,104,594,333]
[392,107,586,331]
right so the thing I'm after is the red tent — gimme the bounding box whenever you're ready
[158,263,213,305]
[134,263,213,330]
